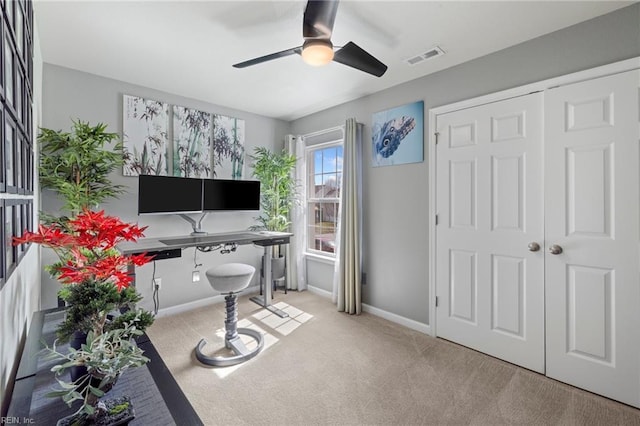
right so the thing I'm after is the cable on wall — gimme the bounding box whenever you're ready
[151,260,159,315]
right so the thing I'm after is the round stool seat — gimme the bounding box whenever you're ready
[206,263,255,293]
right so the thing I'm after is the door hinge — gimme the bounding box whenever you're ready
[435,132,440,145]
[435,296,439,307]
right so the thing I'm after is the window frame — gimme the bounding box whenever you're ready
[304,138,344,258]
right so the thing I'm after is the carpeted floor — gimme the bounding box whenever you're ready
[146,290,640,425]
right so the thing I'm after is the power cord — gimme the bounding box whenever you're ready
[151,260,159,315]
[193,247,203,268]
[197,244,222,253]
[220,243,237,254]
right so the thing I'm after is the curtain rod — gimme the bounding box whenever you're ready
[300,120,363,139]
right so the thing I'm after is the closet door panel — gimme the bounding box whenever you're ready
[545,69,640,408]
[436,92,545,373]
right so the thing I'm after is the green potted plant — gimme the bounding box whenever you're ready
[249,147,298,291]
[249,147,297,233]
[14,210,155,425]
[46,318,149,425]
[38,119,125,217]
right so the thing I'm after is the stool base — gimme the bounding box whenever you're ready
[195,327,264,367]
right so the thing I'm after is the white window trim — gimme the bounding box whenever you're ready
[302,129,344,259]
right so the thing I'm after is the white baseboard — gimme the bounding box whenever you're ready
[156,285,260,318]
[307,285,432,336]
[307,285,333,299]
[361,303,432,336]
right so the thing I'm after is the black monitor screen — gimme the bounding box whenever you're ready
[138,175,203,214]
[203,179,260,211]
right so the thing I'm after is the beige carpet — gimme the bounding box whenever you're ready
[146,291,640,425]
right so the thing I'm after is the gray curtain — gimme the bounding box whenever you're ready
[332,119,363,314]
[286,134,306,291]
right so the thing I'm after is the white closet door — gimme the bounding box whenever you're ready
[436,93,545,373]
[545,70,640,407]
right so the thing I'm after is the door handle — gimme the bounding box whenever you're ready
[549,244,563,255]
[528,242,541,252]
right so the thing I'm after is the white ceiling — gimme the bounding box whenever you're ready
[34,1,632,121]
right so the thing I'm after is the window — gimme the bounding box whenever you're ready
[306,142,343,256]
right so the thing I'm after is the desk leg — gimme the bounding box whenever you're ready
[250,246,289,318]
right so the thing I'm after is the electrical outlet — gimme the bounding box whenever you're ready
[153,278,162,289]
[192,271,200,283]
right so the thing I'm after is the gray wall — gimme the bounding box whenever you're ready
[40,64,290,311]
[290,4,640,325]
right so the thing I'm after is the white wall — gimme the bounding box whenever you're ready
[0,21,43,411]
[290,4,640,326]
[40,64,290,312]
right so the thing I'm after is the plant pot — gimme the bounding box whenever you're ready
[69,330,88,384]
[56,395,135,426]
[271,256,286,281]
[260,255,287,296]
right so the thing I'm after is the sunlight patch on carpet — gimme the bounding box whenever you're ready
[197,302,313,378]
[252,302,314,336]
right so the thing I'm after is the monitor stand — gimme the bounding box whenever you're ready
[178,213,209,235]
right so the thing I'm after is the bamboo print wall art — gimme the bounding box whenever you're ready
[213,114,245,179]
[122,95,169,176]
[173,106,212,178]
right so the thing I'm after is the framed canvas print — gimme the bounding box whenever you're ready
[15,200,22,258]
[3,29,13,109]
[4,113,15,192]
[4,200,15,279]
[212,114,245,179]
[372,101,424,167]
[122,94,169,176]
[0,106,4,193]
[173,106,212,178]
[0,201,4,288]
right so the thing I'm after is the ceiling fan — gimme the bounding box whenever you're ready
[232,0,388,77]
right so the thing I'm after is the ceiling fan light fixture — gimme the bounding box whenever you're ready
[301,40,334,66]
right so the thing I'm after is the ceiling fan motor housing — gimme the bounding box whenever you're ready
[301,40,335,66]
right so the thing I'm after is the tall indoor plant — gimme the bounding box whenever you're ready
[250,146,298,233]
[249,147,298,291]
[38,119,125,216]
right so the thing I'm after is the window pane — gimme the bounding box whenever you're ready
[314,174,324,198]
[306,141,343,256]
[314,150,322,174]
[323,175,338,199]
[307,201,337,254]
[323,147,337,173]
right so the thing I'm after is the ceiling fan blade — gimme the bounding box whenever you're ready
[333,41,387,77]
[303,0,339,40]
[233,47,302,68]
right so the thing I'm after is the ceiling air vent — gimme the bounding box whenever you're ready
[404,46,445,66]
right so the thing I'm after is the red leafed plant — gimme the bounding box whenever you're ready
[13,209,156,343]
[15,209,153,291]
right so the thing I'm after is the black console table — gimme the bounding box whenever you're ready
[6,308,203,425]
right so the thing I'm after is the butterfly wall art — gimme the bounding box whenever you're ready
[371,101,424,167]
